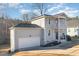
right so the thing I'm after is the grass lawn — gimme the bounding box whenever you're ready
[0,44,10,56]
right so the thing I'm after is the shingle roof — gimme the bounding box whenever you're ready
[14,23,41,28]
[53,12,68,18]
[31,12,68,21]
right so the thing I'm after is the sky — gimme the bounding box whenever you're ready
[0,3,79,20]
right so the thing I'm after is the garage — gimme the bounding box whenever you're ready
[16,28,41,49]
[10,23,41,52]
[18,37,40,49]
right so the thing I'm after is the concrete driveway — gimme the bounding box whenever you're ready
[1,39,79,56]
[13,39,79,56]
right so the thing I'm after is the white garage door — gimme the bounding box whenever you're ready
[18,37,40,49]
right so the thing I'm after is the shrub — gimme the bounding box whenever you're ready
[66,35,72,41]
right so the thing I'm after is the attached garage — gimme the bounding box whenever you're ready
[10,23,41,52]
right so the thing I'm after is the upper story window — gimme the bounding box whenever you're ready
[55,18,58,26]
[49,18,50,24]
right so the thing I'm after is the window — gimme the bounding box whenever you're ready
[74,29,77,32]
[77,29,79,31]
[68,30,70,32]
[55,18,58,26]
[48,30,50,36]
[49,18,50,24]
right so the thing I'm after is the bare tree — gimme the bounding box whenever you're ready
[23,14,28,20]
[21,13,29,21]
[32,3,51,16]
[31,12,39,19]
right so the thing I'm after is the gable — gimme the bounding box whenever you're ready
[53,13,68,18]
[31,13,68,22]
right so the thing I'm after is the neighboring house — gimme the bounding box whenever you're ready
[67,18,79,37]
[10,13,68,52]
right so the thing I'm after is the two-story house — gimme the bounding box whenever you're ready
[32,13,67,45]
[10,13,68,52]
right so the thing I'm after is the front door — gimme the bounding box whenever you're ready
[55,31,58,40]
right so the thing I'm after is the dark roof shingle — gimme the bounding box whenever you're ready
[14,23,41,28]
